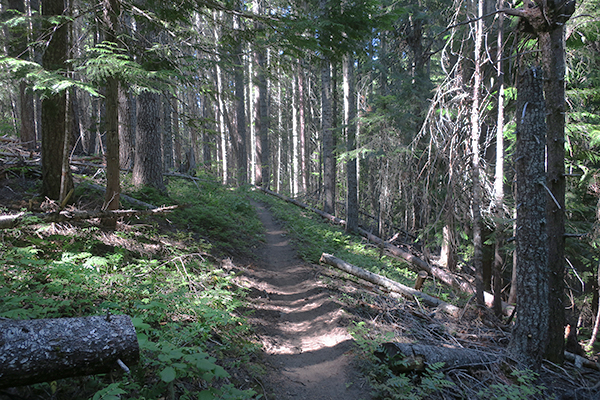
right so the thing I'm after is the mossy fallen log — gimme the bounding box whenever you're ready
[0,315,139,388]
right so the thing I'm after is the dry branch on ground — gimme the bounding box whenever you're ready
[0,205,179,229]
[320,252,461,317]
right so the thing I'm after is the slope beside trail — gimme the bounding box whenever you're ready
[240,201,372,400]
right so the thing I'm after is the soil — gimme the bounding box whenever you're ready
[239,201,372,400]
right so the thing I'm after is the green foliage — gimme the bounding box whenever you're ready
[0,56,102,98]
[0,179,265,399]
[477,369,553,400]
[168,178,262,255]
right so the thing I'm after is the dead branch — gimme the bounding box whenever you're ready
[0,205,179,229]
[320,253,461,317]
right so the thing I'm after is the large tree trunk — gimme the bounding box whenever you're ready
[507,67,549,370]
[0,315,139,389]
[41,0,73,201]
[502,0,575,366]
[133,91,165,192]
[119,83,133,170]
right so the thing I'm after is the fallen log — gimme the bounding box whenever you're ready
[320,253,461,317]
[82,182,159,210]
[375,342,500,373]
[0,315,139,388]
[258,187,515,316]
[0,205,179,229]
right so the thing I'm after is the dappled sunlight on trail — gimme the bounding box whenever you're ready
[239,201,372,400]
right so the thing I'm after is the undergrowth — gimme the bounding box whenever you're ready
[0,177,264,399]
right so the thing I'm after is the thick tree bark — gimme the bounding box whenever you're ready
[492,1,506,317]
[41,0,73,201]
[320,253,460,316]
[0,315,139,388]
[502,0,575,366]
[119,83,133,169]
[133,91,165,192]
[507,67,549,370]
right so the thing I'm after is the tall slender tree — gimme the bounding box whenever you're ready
[344,53,358,232]
[101,0,121,227]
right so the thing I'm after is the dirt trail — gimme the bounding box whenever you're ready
[241,202,372,400]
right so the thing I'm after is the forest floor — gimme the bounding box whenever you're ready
[2,166,600,399]
[238,201,373,400]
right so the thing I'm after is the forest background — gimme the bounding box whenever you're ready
[0,0,600,395]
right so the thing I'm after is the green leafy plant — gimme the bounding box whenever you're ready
[477,369,554,400]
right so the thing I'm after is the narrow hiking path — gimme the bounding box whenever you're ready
[240,201,372,400]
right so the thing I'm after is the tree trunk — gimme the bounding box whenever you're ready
[133,91,165,192]
[233,13,247,185]
[41,0,73,201]
[343,54,358,232]
[492,1,506,317]
[541,25,567,366]
[470,0,485,307]
[6,0,36,150]
[0,315,139,389]
[257,48,269,188]
[101,0,121,228]
[119,83,133,169]
[322,58,335,214]
[163,95,174,171]
[507,67,549,370]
